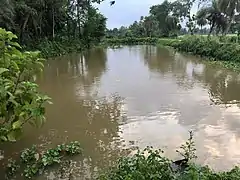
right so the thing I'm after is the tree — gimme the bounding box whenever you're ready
[0,0,107,46]
[196,0,228,35]
[218,0,240,34]
[196,17,207,30]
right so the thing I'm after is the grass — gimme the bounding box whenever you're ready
[158,35,240,71]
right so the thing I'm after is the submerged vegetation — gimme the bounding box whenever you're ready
[5,141,81,179]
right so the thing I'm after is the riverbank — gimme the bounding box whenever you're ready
[158,36,240,71]
[102,37,158,46]
[99,132,240,180]
[28,38,90,58]
[101,36,240,71]
[35,37,158,58]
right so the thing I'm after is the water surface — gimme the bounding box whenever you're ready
[1,45,240,179]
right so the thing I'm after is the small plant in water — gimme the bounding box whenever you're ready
[20,145,39,164]
[23,164,41,179]
[5,159,20,179]
[176,130,197,161]
[41,148,61,166]
[65,141,82,155]
[5,141,82,179]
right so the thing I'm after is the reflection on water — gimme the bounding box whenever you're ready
[1,46,240,179]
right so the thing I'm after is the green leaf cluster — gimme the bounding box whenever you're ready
[0,28,51,142]
[5,141,82,179]
[158,36,240,64]
[99,132,240,180]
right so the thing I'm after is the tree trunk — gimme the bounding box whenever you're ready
[208,22,215,37]
[52,7,55,39]
[77,0,81,39]
[20,14,30,43]
[224,13,235,35]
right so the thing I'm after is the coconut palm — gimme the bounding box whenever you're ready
[198,0,240,34]
[196,16,207,30]
[218,0,240,34]
[196,0,229,35]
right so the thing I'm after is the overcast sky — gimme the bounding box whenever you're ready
[97,0,198,29]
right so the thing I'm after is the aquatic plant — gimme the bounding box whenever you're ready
[5,141,82,179]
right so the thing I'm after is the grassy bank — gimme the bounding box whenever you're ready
[103,37,158,46]
[34,37,159,58]
[99,149,240,180]
[99,132,240,180]
[158,36,240,71]
[26,38,92,58]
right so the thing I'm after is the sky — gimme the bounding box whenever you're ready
[97,0,167,29]
[97,0,198,29]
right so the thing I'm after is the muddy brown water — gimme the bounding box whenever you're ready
[1,45,240,179]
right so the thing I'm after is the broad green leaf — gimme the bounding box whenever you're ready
[9,42,21,49]
[7,129,23,142]
[11,61,19,70]
[19,112,26,117]
[7,132,17,142]
[0,68,9,75]
[0,136,7,141]
[12,120,23,129]
[34,153,40,161]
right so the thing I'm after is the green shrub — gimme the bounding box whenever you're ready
[104,37,158,46]
[0,28,51,142]
[158,36,240,63]
[36,38,87,58]
[99,131,240,180]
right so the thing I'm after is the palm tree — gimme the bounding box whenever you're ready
[197,0,240,34]
[218,0,240,34]
[196,0,228,35]
[196,17,207,31]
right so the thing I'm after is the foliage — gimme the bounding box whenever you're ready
[176,131,197,160]
[98,147,174,180]
[196,0,240,36]
[106,0,185,38]
[0,0,107,53]
[5,159,19,179]
[108,0,240,38]
[98,131,240,180]
[5,141,82,179]
[158,36,240,63]
[35,38,86,58]
[103,37,158,46]
[0,28,51,142]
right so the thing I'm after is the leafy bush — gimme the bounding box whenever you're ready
[36,38,88,58]
[104,37,158,46]
[158,36,240,63]
[0,28,51,142]
[99,131,240,180]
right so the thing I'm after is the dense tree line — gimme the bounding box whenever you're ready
[106,0,240,38]
[0,0,107,46]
